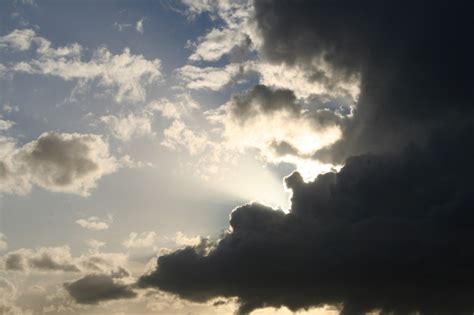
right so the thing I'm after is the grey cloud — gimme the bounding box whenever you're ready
[139,126,474,314]
[3,247,80,273]
[253,0,474,163]
[65,274,136,305]
[2,246,129,277]
[0,132,118,196]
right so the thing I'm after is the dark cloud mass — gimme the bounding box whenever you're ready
[255,0,474,162]
[65,274,136,305]
[140,0,474,314]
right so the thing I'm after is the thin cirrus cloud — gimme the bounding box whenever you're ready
[0,29,162,103]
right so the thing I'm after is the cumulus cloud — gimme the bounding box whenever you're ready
[207,85,342,179]
[139,0,474,314]
[140,127,474,314]
[176,63,252,91]
[76,216,110,231]
[189,28,249,62]
[1,29,161,103]
[0,28,35,50]
[65,273,136,305]
[3,246,80,273]
[2,245,130,277]
[136,18,145,34]
[161,120,209,156]
[101,94,199,142]
[253,0,473,163]
[0,132,118,196]
[172,231,201,247]
[123,231,158,249]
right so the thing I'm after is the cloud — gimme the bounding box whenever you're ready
[1,29,162,103]
[139,126,474,314]
[123,231,158,249]
[3,246,80,273]
[76,216,110,231]
[0,119,14,131]
[172,231,201,247]
[176,63,252,91]
[2,246,130,277]
[207,85,343,179]
[139,0,474,314]
[189,28,249,62]
[101,112,155,142]
[136,18,145,34]
[161,120,209,156]
[253,0,474,163]
[64,274,136,305]
[0,132,118,196]
[0,29,35,51]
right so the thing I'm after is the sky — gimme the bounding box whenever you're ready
[0,0,473,315]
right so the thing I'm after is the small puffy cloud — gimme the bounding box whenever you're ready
[64,273,136,305]
[3,246,80,273]
[189,28,249,62]
[76,216,110,231]
[0,119,14,131]
[101,112,155,142]
[136,18,145,34]
[101,94,199,142]
[0,132,118,196]
[0,233,7,251]
[0,29,35,51]
[173,231,201,247]
[123,231,158,249]
[149,93,200,120]
[161,120,209,156]
[176,63,252,91]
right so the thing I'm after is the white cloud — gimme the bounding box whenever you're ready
[189,28,247,62]
[1,29,162,103]
[0,132,118,196]
[149,93,200,120]
[173,231,201,247]
[256,61,360,101]
[136,18,145,34]
[161,120,209,155]
[101,112,155,142]
[0,29,35,51]
[177,63,252,91]
[76,216,110,231]
[123,231,158,249]
[0,119,14,131]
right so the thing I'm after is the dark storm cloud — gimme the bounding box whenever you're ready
[254,0,474,162]
[139,0,474,314]
[65,274,136,305]
[140,126,474,314]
